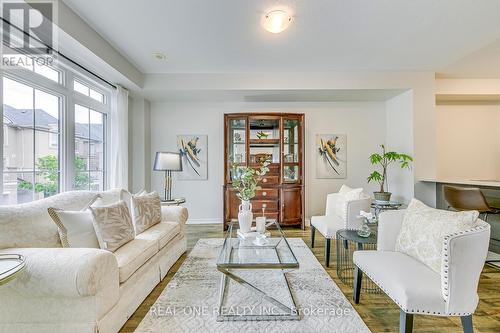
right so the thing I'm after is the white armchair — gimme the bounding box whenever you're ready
[353,210,491,333]
[311,191,371,266]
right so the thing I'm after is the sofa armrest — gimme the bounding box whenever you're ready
[442,221,490,314]
[377,209,406,251]
[161,206,188,235]
[346,198,372,230]
[0,247,119,298]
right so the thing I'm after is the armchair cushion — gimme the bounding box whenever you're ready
[354,251,447,315]
[335,185,364,220]
[311,215,344,238]
[395,199,479,274]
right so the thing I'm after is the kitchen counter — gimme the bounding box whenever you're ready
[420,179,500,188]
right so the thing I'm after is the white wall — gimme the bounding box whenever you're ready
[436,104,500,180]
[385,90,414,203]
[150,102,387,222]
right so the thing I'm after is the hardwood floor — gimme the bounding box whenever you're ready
[120,224,500,333]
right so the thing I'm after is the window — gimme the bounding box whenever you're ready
[1,59,112,205]
[7,54,61,83]
[74,104,106,191]
[74,79,105,103]
[2,77,61,204]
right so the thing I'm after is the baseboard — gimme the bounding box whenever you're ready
[186,218,222,225]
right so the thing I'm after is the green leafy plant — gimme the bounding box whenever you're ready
[18,155,91,197]
[367,144,412,193]
[231,160,270,201]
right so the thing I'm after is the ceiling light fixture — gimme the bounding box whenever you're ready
[262,10,292,33]
[152,52,167,60]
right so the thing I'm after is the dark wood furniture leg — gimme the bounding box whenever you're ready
[400,310,414,333]
[311,225,315,248]
[325,238,331,267]
[353,265,362,304]
[461,315,474,333]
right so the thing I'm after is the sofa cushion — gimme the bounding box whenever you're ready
[354,251,446,314]
[311,215,344,238]
[136,221,180,251]
[395,198,478,273]
[48,208,100,248]
[90,201,135,252]
[114,238,158,283]
[131,192,162,234]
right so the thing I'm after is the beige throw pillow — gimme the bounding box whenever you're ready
[48,208,100,248]
[395,198,479,273]
[334,185,364,220]
[90,201,135,252]
[131,191,162,234]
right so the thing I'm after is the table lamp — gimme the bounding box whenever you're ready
[153,152,182,202]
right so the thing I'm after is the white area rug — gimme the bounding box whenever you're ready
[136,238,371,333]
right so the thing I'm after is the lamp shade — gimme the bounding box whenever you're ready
[153,152,182,171]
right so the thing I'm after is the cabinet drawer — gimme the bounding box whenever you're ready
[251,200,278,212]
[255,189,279,199]
[259,176,279,185]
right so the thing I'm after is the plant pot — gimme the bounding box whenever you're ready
[373,191,392,202]
[238,200,253,233]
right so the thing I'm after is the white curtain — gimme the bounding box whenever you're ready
[109,85,129,189]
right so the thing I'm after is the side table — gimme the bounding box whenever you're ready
[161,197,186,206]
[336,229,380,293]
[371,200,402,221]
[0,254,26,286]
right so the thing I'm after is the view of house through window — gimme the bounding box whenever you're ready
[2,77,61,204]
[1,68,111,204]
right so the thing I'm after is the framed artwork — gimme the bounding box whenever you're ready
[177,135,208,180]
[316,134,346,179]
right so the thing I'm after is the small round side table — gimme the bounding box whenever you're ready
[371,201,402,221]
[161,197,186,206]
[0,254,26,286]
[336,229,380,293]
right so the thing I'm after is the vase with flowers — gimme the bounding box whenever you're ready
[231,160,270,233]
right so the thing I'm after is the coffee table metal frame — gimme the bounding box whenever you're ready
[216,220,300,321]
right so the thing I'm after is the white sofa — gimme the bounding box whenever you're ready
[353,210,490,333]
[311,191,371,266]
[0,189,188,333]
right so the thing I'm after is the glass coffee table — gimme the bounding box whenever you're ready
[216,220,300,321]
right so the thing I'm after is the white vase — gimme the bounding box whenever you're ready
[238,200,253,233]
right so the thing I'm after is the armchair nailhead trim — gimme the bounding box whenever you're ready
[441,223,489,304]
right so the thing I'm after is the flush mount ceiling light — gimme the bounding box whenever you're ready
[152,52,167,60]
[262,10,292,33]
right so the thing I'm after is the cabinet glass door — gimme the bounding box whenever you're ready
[228,117,246,180]
[282,118,300,183]
[248,117,280,165]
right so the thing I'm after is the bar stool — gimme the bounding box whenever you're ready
[443,185,500,221]
[443,185,500,265]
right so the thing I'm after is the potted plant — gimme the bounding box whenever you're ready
[231,160,270,233]
[367,144,412,202]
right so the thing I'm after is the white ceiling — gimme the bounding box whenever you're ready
[63,0,500,75]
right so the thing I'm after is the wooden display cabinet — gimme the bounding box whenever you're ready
[223,113,304,229]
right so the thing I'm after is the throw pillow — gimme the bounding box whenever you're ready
[395,198,479,273]
[131,191,162,234]
[334,185,364,221]
[48,208,100,248]
[90,201,135,252]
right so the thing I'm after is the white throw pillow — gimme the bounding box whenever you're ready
[334,185,364,220]
[131,191,162,234]
[90,201,135,252]
[48,208,100,248]
[395,198,479,274]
